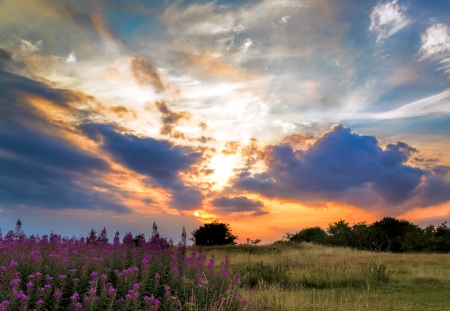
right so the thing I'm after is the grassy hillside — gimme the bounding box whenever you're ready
[204,242,450,311]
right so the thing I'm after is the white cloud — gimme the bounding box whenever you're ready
[369,0,411,44]
[241,38,253,53]
[418,23,450,60]
[280,16,290,24]
[20,39,43,52]
[439,58,450,75]
[65,52,76,63]
[359,89,450,120]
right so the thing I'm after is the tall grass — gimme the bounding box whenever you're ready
[205,242,450,310]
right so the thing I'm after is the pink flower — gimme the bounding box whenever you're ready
[9,261,18,267]
[26,282,34,287]
[74,302,83,309]
[54,290,62,297]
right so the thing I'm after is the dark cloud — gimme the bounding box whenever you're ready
[231,125,450,211]
[222,141,240,155]
[155,101,190,138]
[0,70,130,212]
[79,122,204,210]
[211,196,266,216]
[130,54,165,93]
[0,48,26,71]
[240,138,263,169]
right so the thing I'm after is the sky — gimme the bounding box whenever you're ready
[1,0,450,243]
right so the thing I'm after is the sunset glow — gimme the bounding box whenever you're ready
[1,0,450,243]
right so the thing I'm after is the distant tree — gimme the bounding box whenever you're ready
[327,219,352,246]
[86,228,97,244]
[133,233,145,246]
[113,231,120,245]
[97,227,108,244]
[434,222,450,252]
[151,222,159,238]
[370,217,418,252]
[350,222,376,250]
[288,227,328,244]
[246,238,261,245]
[14,219,24,240]
[191,220,238,246]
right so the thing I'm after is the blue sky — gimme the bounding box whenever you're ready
[0,0,450,242]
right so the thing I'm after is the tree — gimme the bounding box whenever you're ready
[97,227,108,244]
[327,220,352,246]
[86,228,97,244]
[14,219,24,240]
[370,217,418,252]
[191,220,238,246]
[288,227,328,244]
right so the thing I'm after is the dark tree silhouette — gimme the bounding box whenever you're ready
[14,219,24,240]
[191,220,238,246]
[97,227,108,244]
[86,228,97,244]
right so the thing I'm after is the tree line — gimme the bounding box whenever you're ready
[284,217,450,253]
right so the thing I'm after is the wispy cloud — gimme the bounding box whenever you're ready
[418,23,450,76]
[359,88,450,120]
[369,0,411,44]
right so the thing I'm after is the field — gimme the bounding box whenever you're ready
[2,228,450,310]
[207,243,450,311]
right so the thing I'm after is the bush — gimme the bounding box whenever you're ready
[191,220,238,246]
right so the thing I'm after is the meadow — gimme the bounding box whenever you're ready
[208,243,450,311]
[2,223,450,311]
[0,225,257,311]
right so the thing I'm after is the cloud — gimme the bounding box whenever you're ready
[19,39,43,52]
[418,23,450,60]
[222,141,240,155]
[231,125,450,211]
[0,48,25,71]
[211,196,266,215]
[155,101,190,138]
[130,54,165,93]
[0,70,129,212]
[65,52,77,64]
[79,122,204,210]
[359,88,450,119]
[369,0,411,44]
[417,23,450,75]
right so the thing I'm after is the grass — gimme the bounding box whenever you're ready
[203,242,450,310]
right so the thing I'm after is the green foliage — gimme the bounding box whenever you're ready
[364,263,394,283]
[287,227,328,244]
[237,261,290,288]
[191,220,238,246]
[285,217,450,253]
